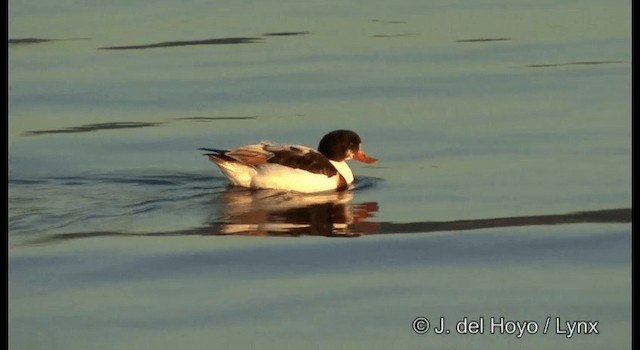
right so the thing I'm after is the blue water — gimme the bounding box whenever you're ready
[9,0,631,349]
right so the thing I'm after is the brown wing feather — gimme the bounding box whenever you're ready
[264,145,338,177]
[223,147,269,166]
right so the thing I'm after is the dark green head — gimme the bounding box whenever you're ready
[317,130,377,163]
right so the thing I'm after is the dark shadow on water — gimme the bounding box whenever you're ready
[371,209,631,235]
[98,37,262,50]
[9,37,91,46]
[261,31,310,37]
[174,116,257,121]
[371,19,408,24]
[23,122,163,136]
[456,38,511,43]
[372,33,416,38]
[525,60,626,68]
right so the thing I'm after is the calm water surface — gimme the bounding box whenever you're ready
[9,0,631,349]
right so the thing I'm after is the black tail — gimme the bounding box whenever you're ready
[198,148,236,163]
[198,147,228,155]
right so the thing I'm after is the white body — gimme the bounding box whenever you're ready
[214,158,354,193]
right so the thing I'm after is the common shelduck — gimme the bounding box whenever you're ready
[199,130,377,193]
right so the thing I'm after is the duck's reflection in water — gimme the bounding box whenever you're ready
[210,187,379,237]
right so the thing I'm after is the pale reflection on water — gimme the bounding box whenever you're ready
[211,187,379,237]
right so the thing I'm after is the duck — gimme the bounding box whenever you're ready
[199,130,377,193]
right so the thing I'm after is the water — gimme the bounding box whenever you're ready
[9,0,631,349]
